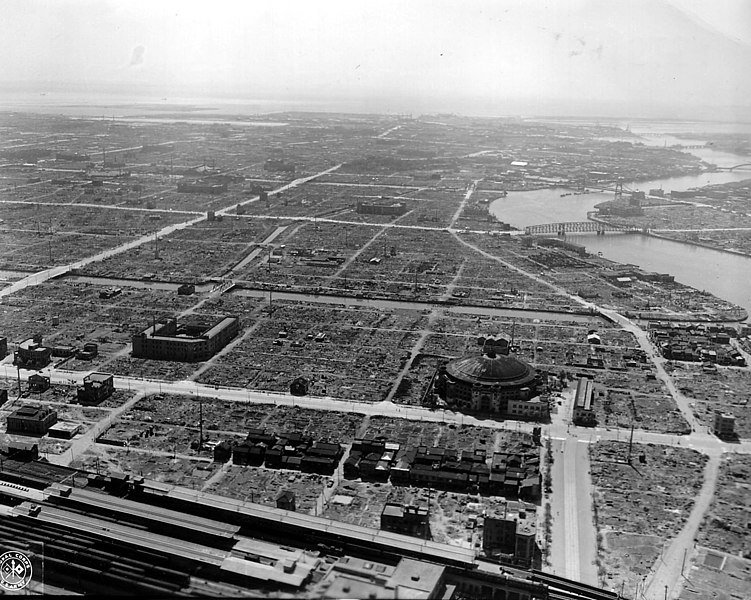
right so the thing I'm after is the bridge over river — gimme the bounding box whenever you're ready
[713,163,751,172]
[524,221,642,235]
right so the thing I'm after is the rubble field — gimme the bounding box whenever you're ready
[697,454,751,557]
[589,441,707,594]
[669,363,751,438]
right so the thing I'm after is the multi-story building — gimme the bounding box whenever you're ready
[132,316,239,362]
[28,374,51,393]
[482,504,537,568]
[713,410,736,438]
[6,405,58,436]
[356,201,408,216]
[573,377,596,426]
[14,338,52,370]
[381,503,431,539]
[77,373,115,406]
[436,350,544,419]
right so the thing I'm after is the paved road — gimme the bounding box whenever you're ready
[0,163,345,301]
[547,388,599,586]
[599,309,704,433]
[2,154,750,597]
[449,180,478,229]
[225,225,288,276]
[0,198,202,216]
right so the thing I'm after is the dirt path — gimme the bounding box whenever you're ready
[643,450,721,600]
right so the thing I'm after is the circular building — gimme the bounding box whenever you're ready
[438,350,544,418]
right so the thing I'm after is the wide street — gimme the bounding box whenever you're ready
[1,142,749,600]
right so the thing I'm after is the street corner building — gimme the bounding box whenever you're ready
[436,349,546,420]
[131,316,239,362]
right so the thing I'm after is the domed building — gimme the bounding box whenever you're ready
[436,350,547,420]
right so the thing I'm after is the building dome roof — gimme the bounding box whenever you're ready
[445,352,536,387]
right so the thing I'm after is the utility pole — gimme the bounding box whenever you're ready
[198,395,204,450]
[628,423,634,463]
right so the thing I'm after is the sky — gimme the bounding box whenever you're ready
[0,0,749,119]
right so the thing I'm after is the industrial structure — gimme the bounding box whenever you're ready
[0,456,610,599]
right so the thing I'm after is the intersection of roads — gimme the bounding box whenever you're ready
[2,139,749,600]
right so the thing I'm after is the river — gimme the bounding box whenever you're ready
[490,125,751,319]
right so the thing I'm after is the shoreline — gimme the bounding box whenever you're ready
[646,230,751,259]
[586,214,751,260]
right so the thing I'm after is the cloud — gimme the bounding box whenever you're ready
[129,45,145,66]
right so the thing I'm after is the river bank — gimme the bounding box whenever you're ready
[646,230,751,259]
[491,134,751,320]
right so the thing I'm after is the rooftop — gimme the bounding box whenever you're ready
[445,352,536,386]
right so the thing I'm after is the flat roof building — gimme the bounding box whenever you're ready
[77,373,115,406]
[713,410,736,438]
[482,504,537,568]
[132,316,239,362]
[317,555,447,600]
[6,404,58,436]
[48,421,82,439]
[28,374,51,393]
[14,338,51,370]
[356,201,408,216]
[381,503,431,540]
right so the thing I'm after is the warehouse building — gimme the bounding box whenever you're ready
[573,377,596,426]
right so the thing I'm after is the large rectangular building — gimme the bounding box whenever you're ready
[132,316,239,362]
[356,200,408,216]
[6,405,58,436]
[573,377,596,426]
